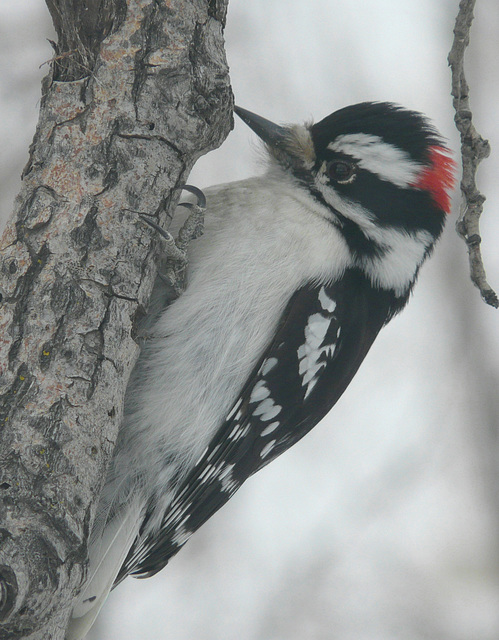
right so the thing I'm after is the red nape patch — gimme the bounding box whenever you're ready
[411,146,457,214]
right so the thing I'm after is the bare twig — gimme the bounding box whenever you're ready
[448,0,497,308]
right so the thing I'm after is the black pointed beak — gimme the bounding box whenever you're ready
[234,106,288,150]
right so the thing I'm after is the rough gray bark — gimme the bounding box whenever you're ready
[0,1,232,638]
[448,0,498,308]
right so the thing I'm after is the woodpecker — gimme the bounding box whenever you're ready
[68,102,455,639]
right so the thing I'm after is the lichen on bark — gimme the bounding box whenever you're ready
[0,1,232,638]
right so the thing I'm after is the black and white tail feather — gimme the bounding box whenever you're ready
[67,102,455,639]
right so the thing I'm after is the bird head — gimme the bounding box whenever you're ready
[235,102,456,295]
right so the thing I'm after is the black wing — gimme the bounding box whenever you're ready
[118,269,405,581]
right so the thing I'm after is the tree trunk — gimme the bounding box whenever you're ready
[0,1,232,638]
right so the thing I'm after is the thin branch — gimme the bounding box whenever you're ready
[448,0,498,308]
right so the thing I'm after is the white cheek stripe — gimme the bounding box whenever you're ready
[328,133,422,188]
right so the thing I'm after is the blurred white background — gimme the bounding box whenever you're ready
[1,1,499,638]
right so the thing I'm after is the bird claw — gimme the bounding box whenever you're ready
[138,184,206,296]
[138,215,187,264]
[177,184,206,210]
[175,185,206,251]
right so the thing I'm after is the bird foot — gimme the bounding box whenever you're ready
[139,185,206,295]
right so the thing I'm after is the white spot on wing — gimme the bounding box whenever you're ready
[227,422,250,441]
[253,397,282,421]
[207,443,221,461]
[219,463,239,494]
[226,398,243,421]
[262,405,282,420]
[221,477,239,495]
[260,357,278,376]
[305,313,330,343]
[171,525,192,547]
[198,463,215,483]
[304,379,318,398]
[260,421,280,436]
[199,460,238,488]
[194,445,210,465]
[250,380,271,403]
[261,439,277,459]
[318,286,336,312]
[219,462,235,479]
[298,307,337,399]
[300,358,324,385]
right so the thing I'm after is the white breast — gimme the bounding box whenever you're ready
[103,170,351,532]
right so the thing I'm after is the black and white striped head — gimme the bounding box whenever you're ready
[235,102,456,295]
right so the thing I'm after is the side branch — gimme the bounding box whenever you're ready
[448,0,497,308]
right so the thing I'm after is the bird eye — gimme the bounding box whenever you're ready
[327,160,356,183]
